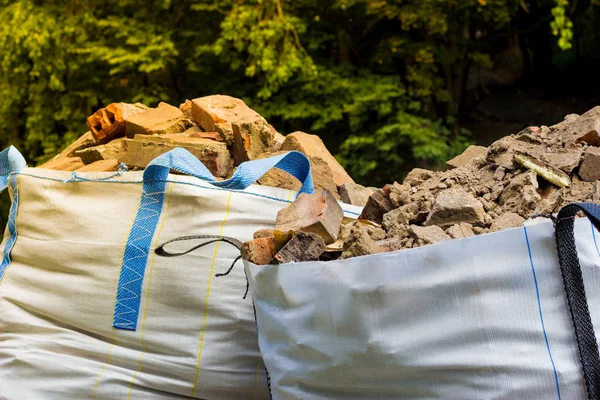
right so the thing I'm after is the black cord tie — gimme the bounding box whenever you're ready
[155,234,248,298]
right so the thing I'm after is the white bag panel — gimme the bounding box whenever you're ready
[0,167,360,400]
[247,218,600,399]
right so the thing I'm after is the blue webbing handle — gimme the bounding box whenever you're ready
[0,146,26,192]
[144,148,314,195]
[113,149,314,330]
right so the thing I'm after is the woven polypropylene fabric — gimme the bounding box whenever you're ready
[555,202,600,400]
[0,146,26,192]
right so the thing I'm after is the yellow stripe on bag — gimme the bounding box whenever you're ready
[127,180,176,399]
[93,190,141,399]
[190,192,233,397]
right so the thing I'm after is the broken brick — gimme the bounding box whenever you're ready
[275,190,343,244]
[375,238,403,253]
[358,185,395,225]
[241,237,278,265]
[126,102,193,137]
[389,182,411,207]
[75,139,126,165]
[39,157,85,171]
[281,131,354,188]
[87,102,148,144]
[255,151,302,191]
[425,188,486,228]
[273,232,326,264]
[76,159,120,172]
[253,229,275,239]
[122,135,233,177]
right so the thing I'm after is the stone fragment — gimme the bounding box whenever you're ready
[88,102,148,144]
[541,150,582,174]
[490,212,525,232]
[76,159,119,172]
[594,181,600,202]
[273,232,326,264]
[126,102,193,137]
[534,187,563,215]
[403,168,436,186]
[493,166,506,181]
[311,157,342,199]
[499,171,541,217]
[339,183,373,207]
[358,185,395,224]
[579,147,600,182]
[446,145,488,169]
[552,111,600,146]
[424,188,486,228]
[50,131,96,161]
[389,182,411,207]
[253,229,275,239]
[340,223,382,259]
[375,238,403,253]
[367,226,387,241]
[75,139,127,165]
[256,151,302,191]
[445,223,475,239]
[275,190,343,244]
[122,135,233,177]
[487,135,543,170]
[282,132,354,187]
[241,237,278,265]
[39,157,85,171]
[382,208,410,235]
[409,225,450,246]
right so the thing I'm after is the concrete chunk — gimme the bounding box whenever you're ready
[579,147,600,182]
[339,183,373,207]
[490,212,525,232]
[445,223,475,239]
[340,223,382,259]
[446,145,488,169]
[410,225,450,246]
[425,188,486,228]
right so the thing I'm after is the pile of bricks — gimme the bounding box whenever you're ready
[42,95,361,202]
[243,106,600,264]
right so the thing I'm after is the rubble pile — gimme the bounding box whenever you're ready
[243,106,600,264]
[41,95,356,200]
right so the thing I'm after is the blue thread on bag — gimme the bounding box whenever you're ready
[523,226,562,400]
[0,175,21,282]
[591,221,600,259]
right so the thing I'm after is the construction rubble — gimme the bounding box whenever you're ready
[242,106,600,264]
[41,95,355,200]
[41,97,600,264]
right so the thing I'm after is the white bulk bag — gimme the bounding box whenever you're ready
[247,202,600,400]
[0,146,361,400]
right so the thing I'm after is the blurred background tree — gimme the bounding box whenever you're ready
[1,0,599,222]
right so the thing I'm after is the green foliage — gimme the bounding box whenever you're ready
[551,0,574,50]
